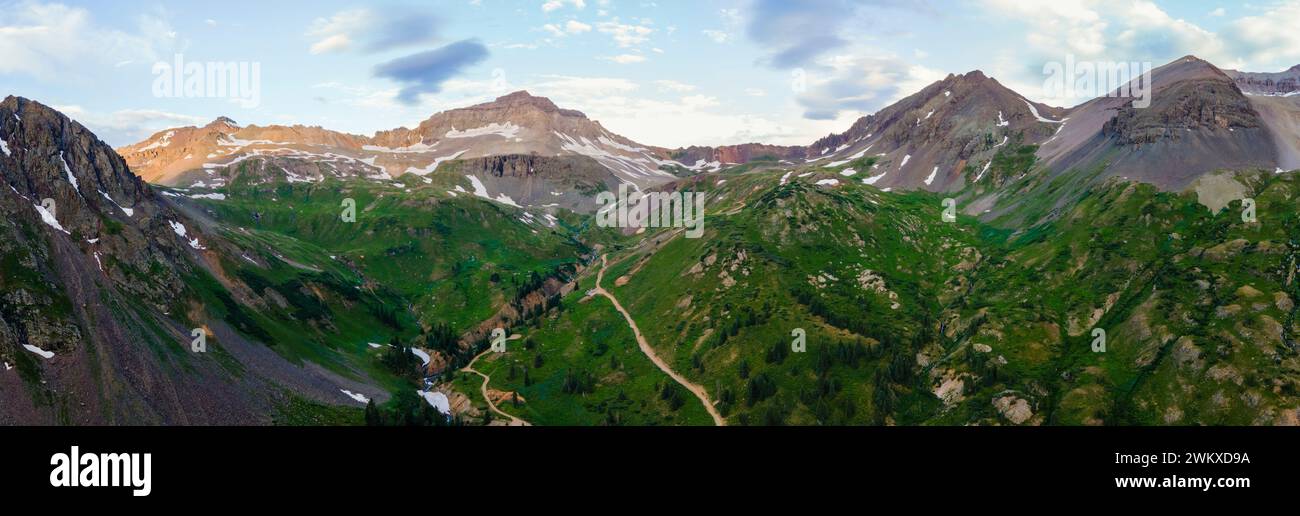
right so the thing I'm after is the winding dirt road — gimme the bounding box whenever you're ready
[461,348,530,426]
[593,254,726,426]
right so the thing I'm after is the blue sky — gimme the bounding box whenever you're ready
[3,0,1299,148]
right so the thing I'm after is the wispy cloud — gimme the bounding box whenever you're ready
[747,0,855,69]
[307,7,442,55]
[373,39,491,104]
[542,0,586,13]
[0,2,174,80]
[597,19,654,48]
[53,105,205,147]
[603,54,646,64]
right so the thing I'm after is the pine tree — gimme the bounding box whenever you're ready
[364,399,382,426]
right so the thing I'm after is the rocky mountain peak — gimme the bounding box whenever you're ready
[206,116,240,129]
[474,90,587,119]
[1,96,146,205]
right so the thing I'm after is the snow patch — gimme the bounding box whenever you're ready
[60,152,80,195]
[34,204,69,234]
[23,344,54,359]
[465,175,521,207]
[169,220,204,249]
[135,130,175,152]
[410,347,431,367]
[445,122,521,139]
[924,166,939,186]
[99,191,134,216]
[362,137,438,153]
[341,390,369,404]
[815,178,840,187]
[1022,99,1065,123]
[418,391,452,416]
[898,154,911,170]
[862,170,887,185]
[405,150,467,175]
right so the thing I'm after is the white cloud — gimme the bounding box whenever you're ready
[310,33,351,54]
[542,19,592,37]
[603,54,646,64]
[655,80,696,93]
[52,105,205,147]
[976,0,1276,104]
[307,9,367,54]
[542,0,586,13]
[794,51,946,120]
[980,0,1231,64]
[1227,1,1300,69]
[702,8,742,45]
[597,19,653,48]
[566,20,592,34]
[1208,7,1225,17]
[703,30,730,44]
[527,75,848,147]
[0,2,173,80]
[306,7,441,55]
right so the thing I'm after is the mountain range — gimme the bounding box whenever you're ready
[3,54,1298,426]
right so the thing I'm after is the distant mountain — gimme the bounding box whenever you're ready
[805,70,1069,192]
[671,143,809,170]
[118,117,372,186]
[800,56,1300,207]
[120,91,701,211]
[1224,65,1300,96]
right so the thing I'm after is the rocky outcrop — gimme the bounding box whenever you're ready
[1224,65,1300,96]
[1103,74,1261,145]
[672,143,808,166]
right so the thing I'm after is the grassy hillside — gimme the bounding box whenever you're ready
[176,158,1299,426]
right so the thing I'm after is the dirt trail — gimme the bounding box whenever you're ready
[593,254,726,426]
[461,348,530,426]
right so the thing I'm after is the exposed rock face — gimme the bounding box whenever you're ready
[1,97,383,424]
[993,395,1034,425]
[455,154,621,213]
[672,143,808,166]
[1102,72,1261,145]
